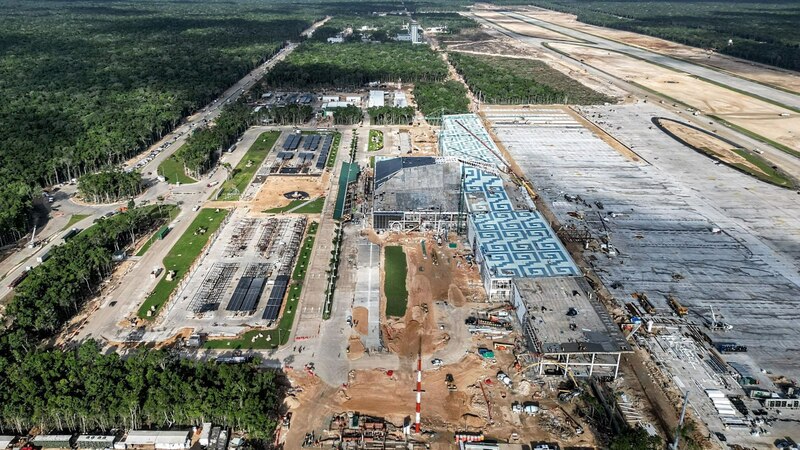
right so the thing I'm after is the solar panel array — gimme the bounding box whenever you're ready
[277,151,294,160]
[298,152,315,161]
[226,276,267,312]
[316,135,334,170]
[262,275,290,320]
[302,135,321,150]
[282,134,301,150]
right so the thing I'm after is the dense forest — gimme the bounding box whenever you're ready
[413,80,471,119]
[449,53,611,104]
[264,42,449,88]
[262,105,315,125]
[368,106,416,125]
[0,0,313,245]
[529,0,800,71]
[7,205,174,338]
[0,204,282,439]
[0,340,283,438]
[78,170,143,203]
[331,105,364,125]
[175,103,255,177]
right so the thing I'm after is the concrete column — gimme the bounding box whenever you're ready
[589,353,596,377]
[613,353,621,380]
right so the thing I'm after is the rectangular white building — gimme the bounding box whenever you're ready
[368,90,385,108]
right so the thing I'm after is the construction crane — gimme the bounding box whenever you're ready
[478,379,493,423]
[454,119,539,201]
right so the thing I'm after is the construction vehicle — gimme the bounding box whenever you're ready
[445,373,457,391]
[558,406,584,435]
[496,371,513,388]
[668,294,688,316]
[512,402,539,415]
[632,292,656,314]
[708,306,733,331]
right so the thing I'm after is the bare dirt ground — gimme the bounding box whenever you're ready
[248,174,329,211]
[284,351,599,449]
[516,8,800,94]
[474,11,581,43]
[550,43,800,153]
[660,120,766,174]
[352,306,368,335]
[377,234,481,358]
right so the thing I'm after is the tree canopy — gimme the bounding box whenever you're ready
[413,80,471,119]
[78,170,143,204]
[449,52,611,105]
[264,42,449,88]
[0,0,312,244]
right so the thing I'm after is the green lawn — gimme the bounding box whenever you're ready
[326,132,342,169]
[138,208,228,318]
[61,214,89,231]
[204,221,318,349]
[369,156,375,168]
[732,149,794,187]
[293,197,325,214]
[264,199,306,214]
[384,245,409,317]
[135,207,181,256]
[368,130,384,151]
[158,155,197,185]
[216,131,280,201]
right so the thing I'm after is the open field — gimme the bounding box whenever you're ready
[474,10,581,42]
[517,8,800,94]
[293,197,325,214]
[549,43,800,156]
[216,131,280,200]
[60,214,89,231]
[655,118,794,188]
[158,155,197,185]
[250,175,329,212]
[383,246,408,318]
[137,208,228,318]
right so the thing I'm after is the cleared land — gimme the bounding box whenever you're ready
[250,175,329,212]
[383,246,408,318]
[474,10,581,42]
[137,208,228,318]
[550,42,800,156]
[216,130,280,200]
[518,9,800,94]
[157,155,197,185]
[656,118,794,188]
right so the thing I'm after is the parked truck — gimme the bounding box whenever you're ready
[37,248,52,263]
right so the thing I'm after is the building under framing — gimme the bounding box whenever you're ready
[372,157,462,231]
[512,277,631,380]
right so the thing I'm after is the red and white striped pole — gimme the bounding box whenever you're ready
[415,351,423,434]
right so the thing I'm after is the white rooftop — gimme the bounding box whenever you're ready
[124,431,190,445]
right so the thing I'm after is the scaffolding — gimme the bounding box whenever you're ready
[188,262,239,313]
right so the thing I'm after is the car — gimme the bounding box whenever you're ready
[108,301,117,307]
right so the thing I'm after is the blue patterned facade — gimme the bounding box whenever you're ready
[439,114,507,167]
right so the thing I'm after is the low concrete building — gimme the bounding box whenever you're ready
[116,430,191,450]
[76,435,117,449]
[512,277,631,379]
[0,437,16,450]
[31,435,75,449]
[368,90,385,108]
